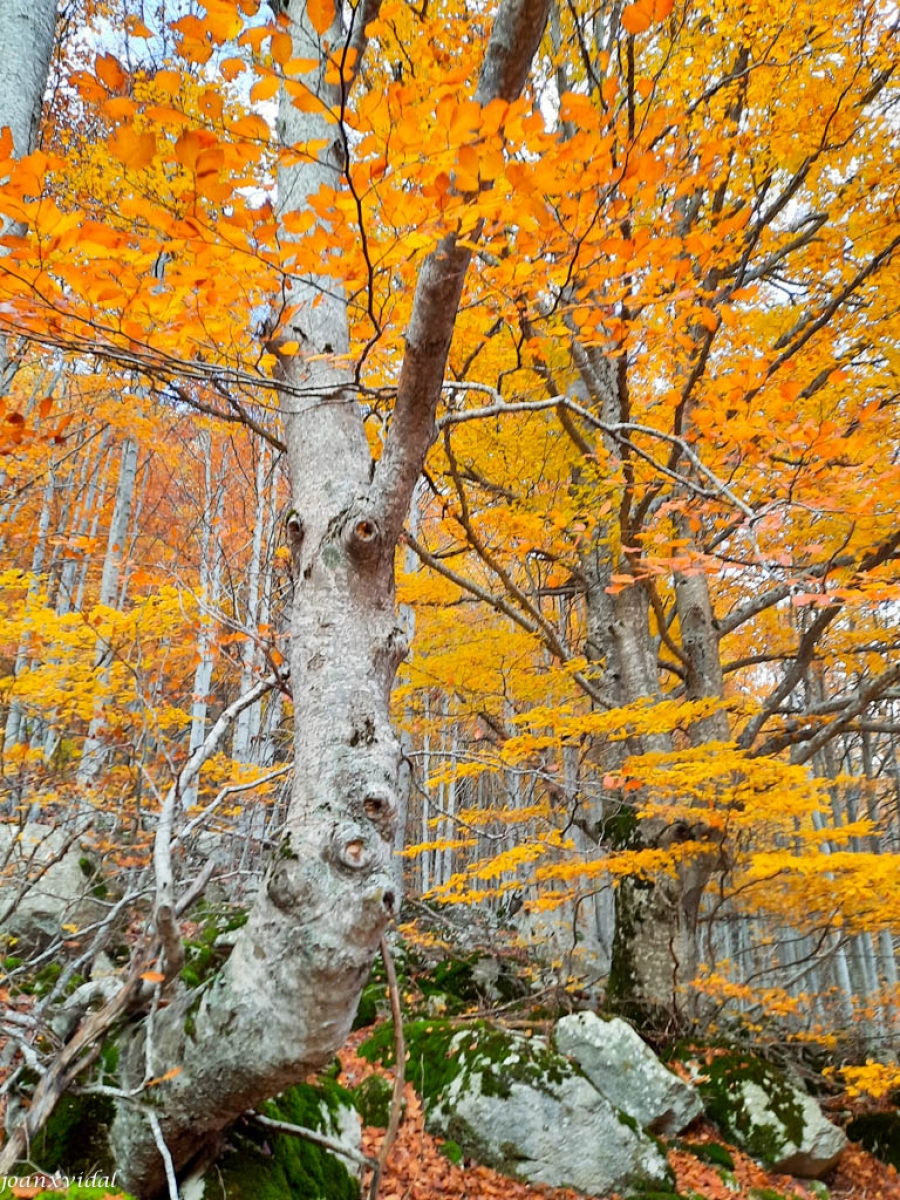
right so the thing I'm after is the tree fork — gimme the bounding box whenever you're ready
[107,0,551,1192]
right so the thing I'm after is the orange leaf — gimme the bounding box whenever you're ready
[125,15,154,38]
[271,30,293,65]
[250,74,281,103]
[621,0,672,34]
[221,56,246,81]
[621,3,652,33]
[108,125,157,169]
[146,1065,183,1086]
[307,0,335,35]
[95,53,127,92]
[153,69,183,96]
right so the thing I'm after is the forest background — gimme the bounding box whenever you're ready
[1,0,900,1188]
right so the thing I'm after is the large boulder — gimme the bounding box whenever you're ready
[361,1020,672,1197]
[686,1051,846,1177]
[0,823,107,952]
[555,1012,703,1135]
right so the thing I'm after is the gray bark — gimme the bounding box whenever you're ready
[0,0,57,388]
[104,0,551,1193]
[78,437,140,785]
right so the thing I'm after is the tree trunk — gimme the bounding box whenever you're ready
[103,1,552,1193]
[0,0,57,390]
[78,437,140,785]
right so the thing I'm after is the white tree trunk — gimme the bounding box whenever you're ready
[0,0,57,388]
[0,0,552,1190]
[78,437,139,785]
[233,444,268,762]
[183,431,226,808]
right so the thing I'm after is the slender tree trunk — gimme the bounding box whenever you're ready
[184,431,226,808]
[0,0,57,391]
[233,443,268,762]
[78,438,139,785]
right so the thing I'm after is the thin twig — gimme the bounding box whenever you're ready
[249,1111,376,1171]
[147,1110,180,1200]
[368,937,406,1200]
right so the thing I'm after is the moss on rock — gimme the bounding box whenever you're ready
[204,1079,360,1200]
[359,1019,569,1109]
[677,1051,808,1166]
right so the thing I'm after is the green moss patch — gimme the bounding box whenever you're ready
[676,1140,735,1170]
[0,1187,133,1200]
[351,1074,393,1128]
[681,1052,807,1167]
[205,1079,359,1200]
[359,1019,569,1109]
[22,1094,116,1176]
[180,904,248,990]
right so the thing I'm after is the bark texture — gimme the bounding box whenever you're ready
[106,0,551,1193]
[0,0,57,387]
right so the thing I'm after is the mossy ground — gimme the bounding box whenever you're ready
[20,1093,116,1176]
[350,1073,393,1127]
[0,1187,134,1200]
[204,1079,360,1200]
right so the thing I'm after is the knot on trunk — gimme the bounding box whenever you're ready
[362,790,396,838]
[328,821,380,874]
[344,508,382,561]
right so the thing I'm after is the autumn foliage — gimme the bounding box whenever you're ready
[0,0,899,1065]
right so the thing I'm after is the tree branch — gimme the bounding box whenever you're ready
[373,0,551,540]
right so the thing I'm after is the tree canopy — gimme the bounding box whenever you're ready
[1,0,900,1191]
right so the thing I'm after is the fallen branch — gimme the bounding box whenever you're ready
[248,1111,376,1172]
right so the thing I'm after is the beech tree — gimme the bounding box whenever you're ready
[0,0,550,1193]
[3,0,900,1188]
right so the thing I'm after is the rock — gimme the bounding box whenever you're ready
[687,1052,846,1177]
[361,1019,672,1197]
[555,1012,703,1135]
[0,823,107,952]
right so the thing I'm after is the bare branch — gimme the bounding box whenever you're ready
[249,1111,376,1171]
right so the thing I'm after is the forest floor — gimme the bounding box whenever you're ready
[341,1035,900,1200]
